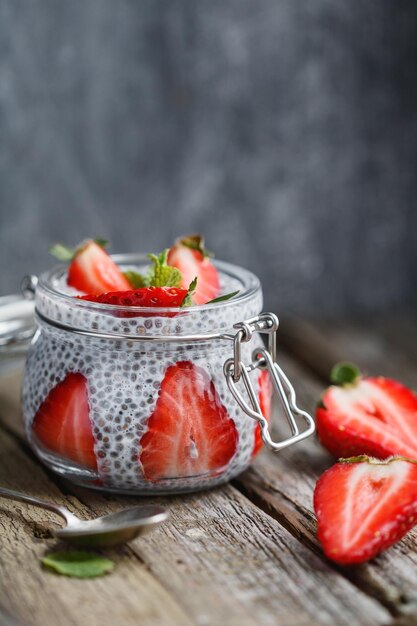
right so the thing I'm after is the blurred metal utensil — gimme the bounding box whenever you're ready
[0,487,168,547]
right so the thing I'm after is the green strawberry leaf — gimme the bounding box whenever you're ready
[330,362,361,386]
[123,270,148,289]
[50,238,108,262]
[93,238,108,249]
[206,291,239,304]
[41,551,115,578]
[49,243,75,262]
[147,249,182,288]
[179,234,213,259]
[180,277,198,307]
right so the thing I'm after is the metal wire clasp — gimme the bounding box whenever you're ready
[223,313,315,452]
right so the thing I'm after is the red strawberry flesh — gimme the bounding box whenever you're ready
[139,361,238,480]
[317,376,417,460]
[167,239,220,305]
[314,456,417,564]
[68,240,130,295]
[79,286,189,308]
[32,373,97,470]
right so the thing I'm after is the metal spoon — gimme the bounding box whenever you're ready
[0,487,168,547]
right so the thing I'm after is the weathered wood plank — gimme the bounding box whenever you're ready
[233,320,417,618]
[0,370,390,626]
[0,430,194,626]
[278,317,417,388]
[374,315,417,368]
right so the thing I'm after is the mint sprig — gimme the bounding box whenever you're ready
[147,250,182,287]
[206,291,239,304]
[123,270,147,289]
[41,551,115,578]
[180,277,198,307]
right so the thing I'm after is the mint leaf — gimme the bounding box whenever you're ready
[180,277,198,307]
[123,270,147,289]
[330,362,361,386]
[41,551,115,578]
[147,250,182,287]
[49,243,75,262]
[206,291,239,304]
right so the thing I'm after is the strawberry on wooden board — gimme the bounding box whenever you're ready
[314,456,417,564]
[167,234,220,305]
[316,362,417,460]
[51,239,130,295]
[139,361,238,480]
[32,373,97,470]
[252,370,273,458]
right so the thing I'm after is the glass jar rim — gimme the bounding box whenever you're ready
[37,253,261,315]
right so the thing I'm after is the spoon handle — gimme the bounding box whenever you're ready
[0,487,80,525]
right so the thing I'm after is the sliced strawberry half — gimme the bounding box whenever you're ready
[79,286,189,318]
[139,361,238,480]
[79,286,189,308]
[66,240,130,295]
[32,373,97,470]
[167,234,220,305]
[316,362,417,460]
[252,370,273,458]
[314,456,417,564]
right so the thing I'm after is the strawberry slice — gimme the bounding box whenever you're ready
[316,362,417,459]
[64,240,130,295]
[314,456,417,564]
[167,234,220,305]
[32,373,97,470]
[139,361,238,480]
[252,370,273,458]
[79,286,189,315]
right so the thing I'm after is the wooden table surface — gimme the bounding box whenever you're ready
[0,316,416,626]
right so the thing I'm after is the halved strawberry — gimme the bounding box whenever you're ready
[79,286,189,308]
[80,286,192,319]
[167,234,220,305]
[52,239,130,295]
[32,373,97,470]
[314,456,417,564]
[139,361,238,480]
[316,362,417,460]
[252,370,273,458]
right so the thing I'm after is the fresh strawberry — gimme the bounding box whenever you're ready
[139,361,238,480]
[252,370,273,458]
[316,362,417,460]
[79,286,189,309]
[314,456,417,564]
[32,373,97,470]
[167,234,220,305]
[51,239,130,295]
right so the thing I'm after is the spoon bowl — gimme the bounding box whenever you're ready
[0,487,168,547]
[55,505,169,547]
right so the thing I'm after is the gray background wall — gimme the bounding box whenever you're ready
[1,0,416,315]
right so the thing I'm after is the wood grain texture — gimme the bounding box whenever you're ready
[233,321,417,619]
[0,369,390,626]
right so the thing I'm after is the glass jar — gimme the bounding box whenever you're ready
[14,255,314,494]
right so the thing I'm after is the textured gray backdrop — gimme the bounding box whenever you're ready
[1,1,416,315]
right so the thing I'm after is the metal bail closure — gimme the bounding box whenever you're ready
[223,313,315,452]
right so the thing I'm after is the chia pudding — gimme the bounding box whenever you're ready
[22,253,272,494]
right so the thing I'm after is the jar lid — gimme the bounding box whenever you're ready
[0,294,35,364]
